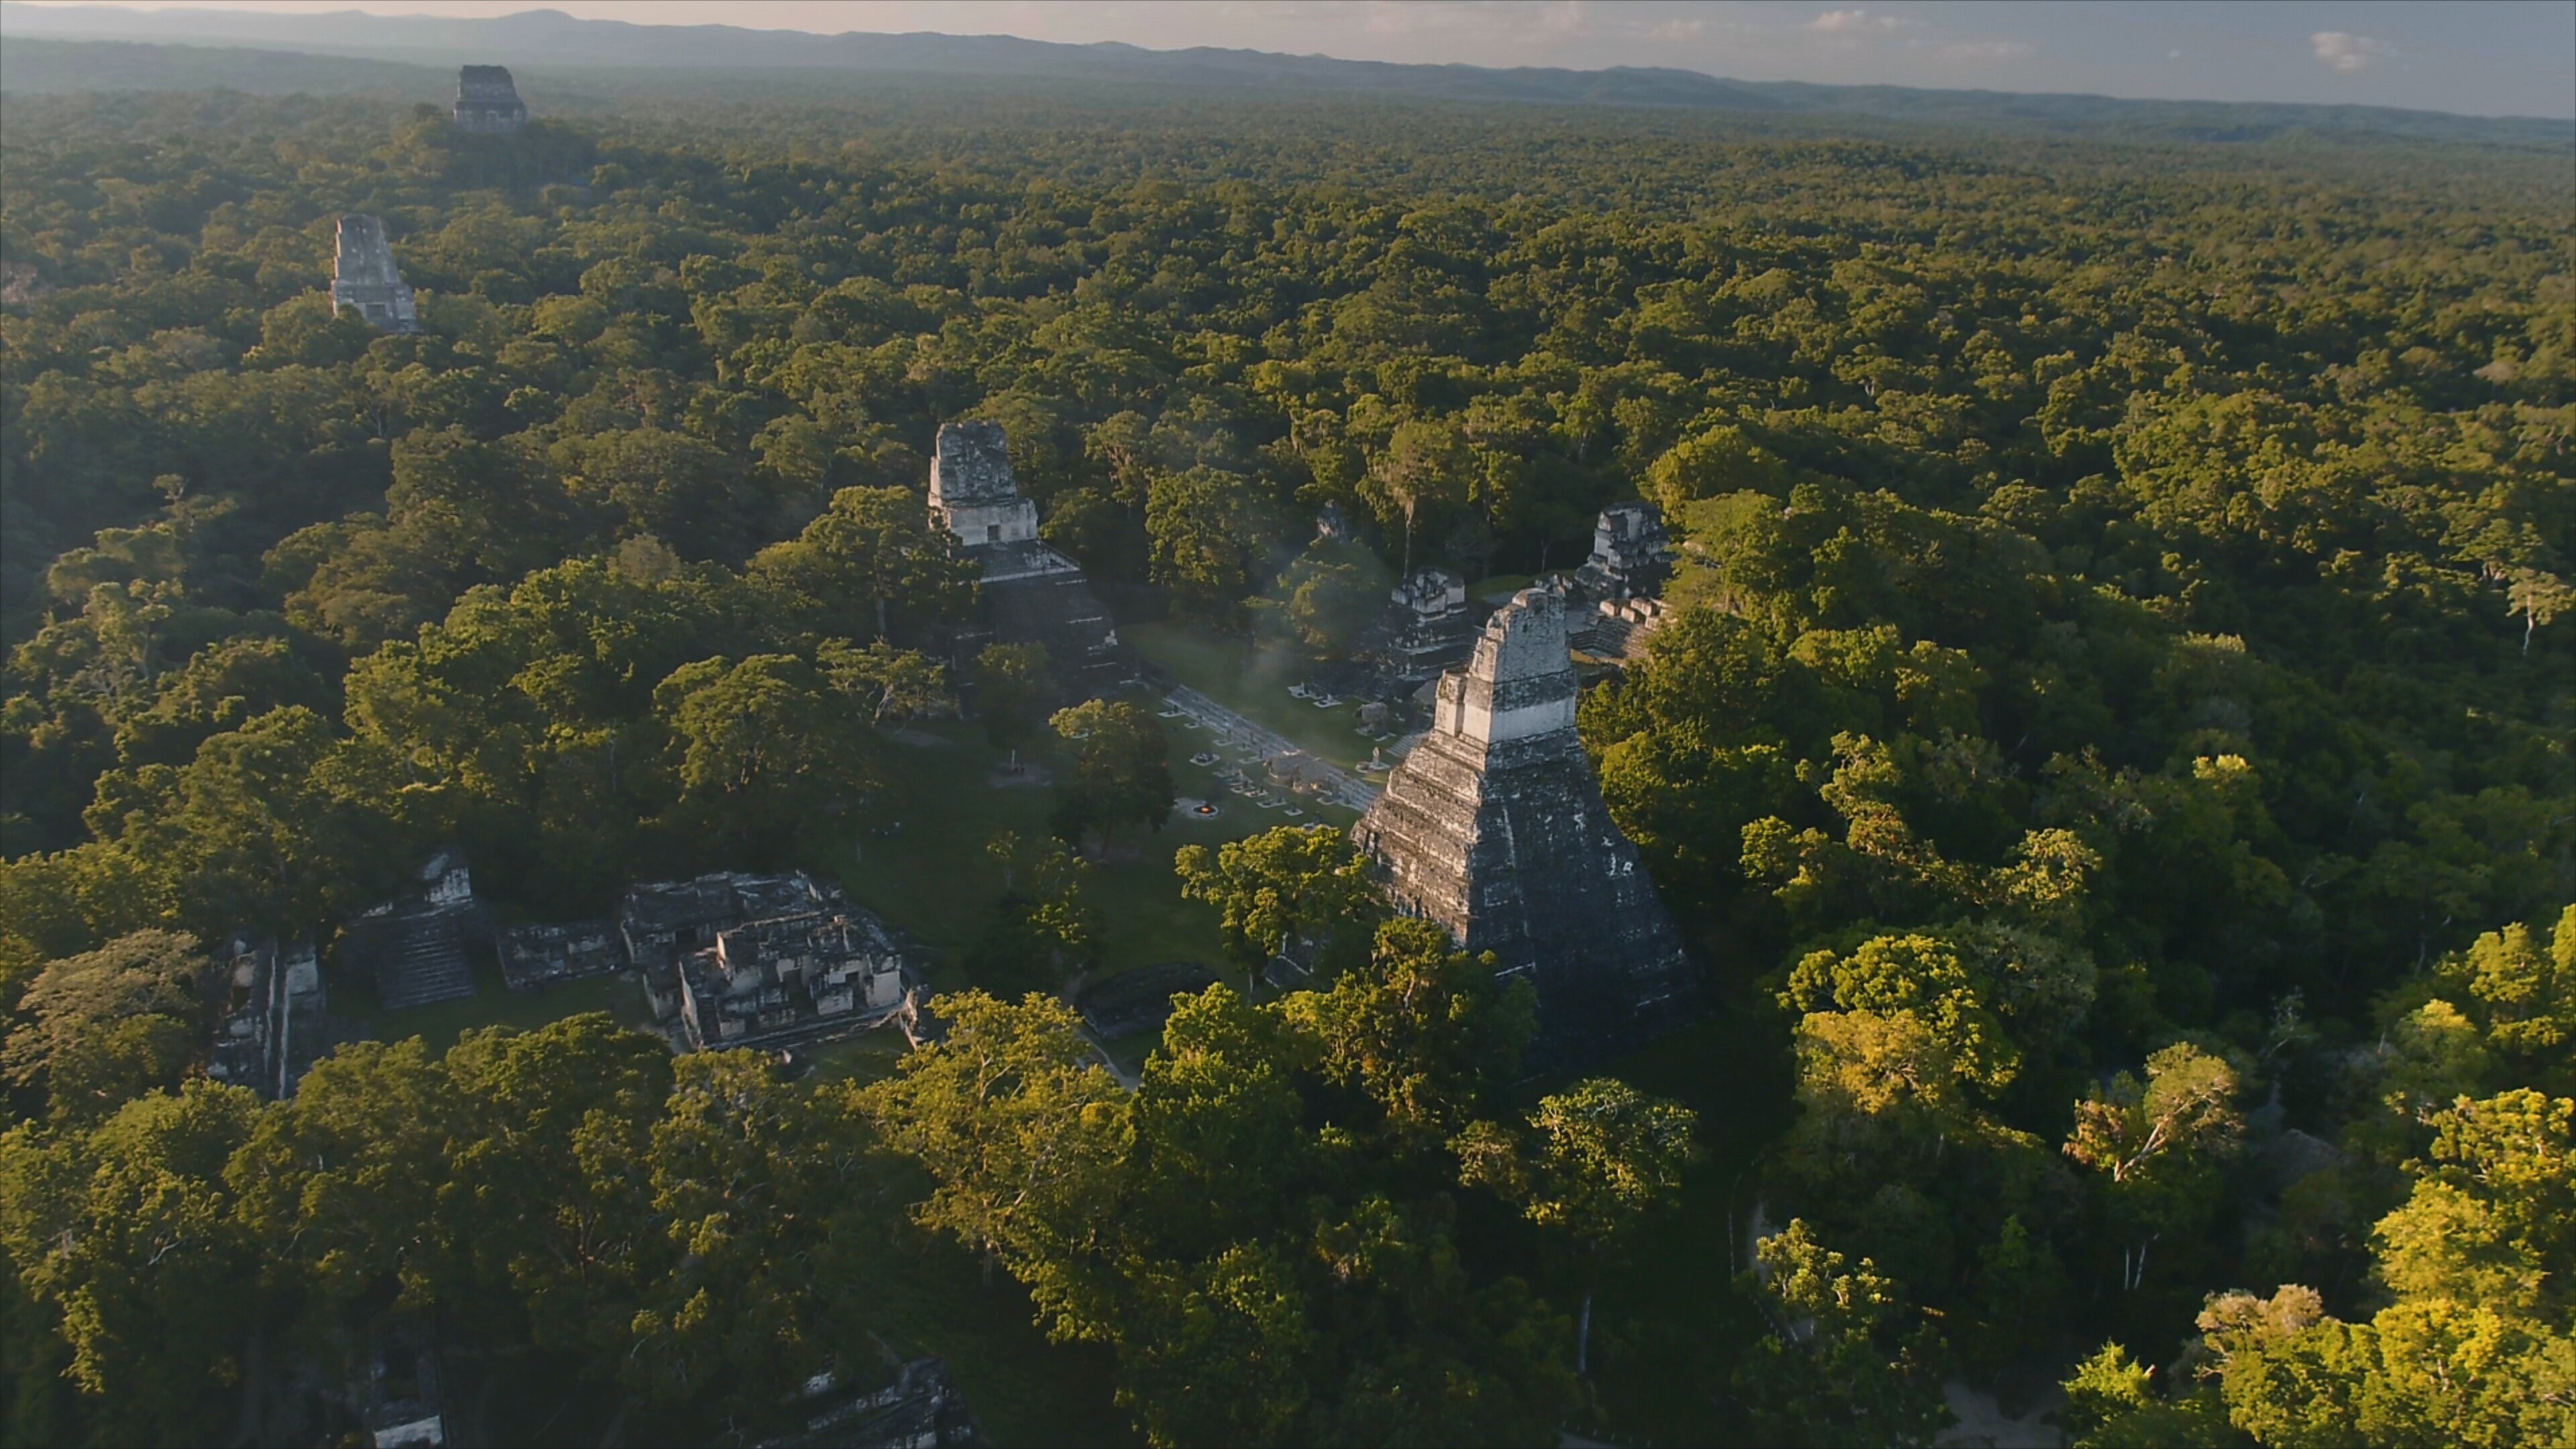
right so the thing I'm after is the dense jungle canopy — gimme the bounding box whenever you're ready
[0,74,2570,1448]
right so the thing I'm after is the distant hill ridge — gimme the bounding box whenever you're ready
[3,2,2569,151]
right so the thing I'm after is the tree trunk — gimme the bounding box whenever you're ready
[1577,1287,1594,1377]
[877,593,890,643]
[231,1323,266,1447]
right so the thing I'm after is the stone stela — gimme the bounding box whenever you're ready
[1354,587,1699,1071]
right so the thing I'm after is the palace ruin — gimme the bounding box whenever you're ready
[1353,587,1699,1072]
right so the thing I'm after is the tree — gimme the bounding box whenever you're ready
[1049,700,1173,845]
[2436,906,2575,1085]
[654,654,877,853]
[1364,419,1466,576]
[2503,567,2568,655]
[1260,541,1389,661]
[0,1081,264,1448]
[817,639,951,728]
[433,1016,671,1377]
[627,1051,887,1437]
[225,1036,457,1307]
[1733,1219,1952,1448]
[974,643,1052,768]
[1144,465,1265,619]
[975,832,1104,997]
[1,930,204,1124]
[83,706,397,938]
[746,484,975,643]
[857,991,1128,1293]
[2060,1342,2156,1442]
[2065,1042,2245,1293]
[1279,918,1529,1141]
[1174,823,1385,989]
[559,427,769,561]
[1781,932,2025,1100]
[1458,1077,1698,1376]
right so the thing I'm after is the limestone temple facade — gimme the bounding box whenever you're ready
[329,214,417,333]
[452,65,528,134]
[928,421,1124,693]
[1566,500,1675,659]
[1374,567,1480,688]
[204,936,327,1100]
[1354,587,1698,1071]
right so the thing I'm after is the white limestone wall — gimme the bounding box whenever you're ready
[936,496,1039,547]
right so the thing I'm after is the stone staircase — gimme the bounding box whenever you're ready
[378,910,476,1010]
[1574,597,1666,661]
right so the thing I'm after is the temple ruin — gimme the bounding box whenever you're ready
[204,935,327,1099]
[452,65,528,134]
[1566,500,1674,657]
[344,849,477,1010]
[928,421,1124,694]
[329,214,417,333]
[1354,587,1698,1072]
[675,907,911,1051]
[1370,567,1481,688]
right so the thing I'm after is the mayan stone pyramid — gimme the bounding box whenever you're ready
[1354,586,1699,1073]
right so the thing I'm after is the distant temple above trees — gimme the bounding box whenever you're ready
[452,64,527,134]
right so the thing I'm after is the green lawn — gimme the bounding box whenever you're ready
[830,715,1314,991]
[329,945,656,1057]
[1124,619,1389,770]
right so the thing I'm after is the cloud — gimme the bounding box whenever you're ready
[1354,0,1591,42]
[2310,31,2393,74]
[1809,8,1907,34]
[1649,18,1706,43]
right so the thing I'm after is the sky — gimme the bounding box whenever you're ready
[17,0,2576,118]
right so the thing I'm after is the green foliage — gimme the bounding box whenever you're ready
[0,1079,262,1448]
[2061,1342,2156,1442]
[746,484,975,645]
[1144,465,1271,620]
[1733,1219,1951,1448]
[867,945,1587,1444]
[971,831,1104,996]
[1173,822,1385,985]
[973,642,1053,759]
[0,65,2569,1447]
[1,930,204,1124]
[1047,699,1173,845]
[1256,538,1391,661]
[1283,918,1530,1142]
